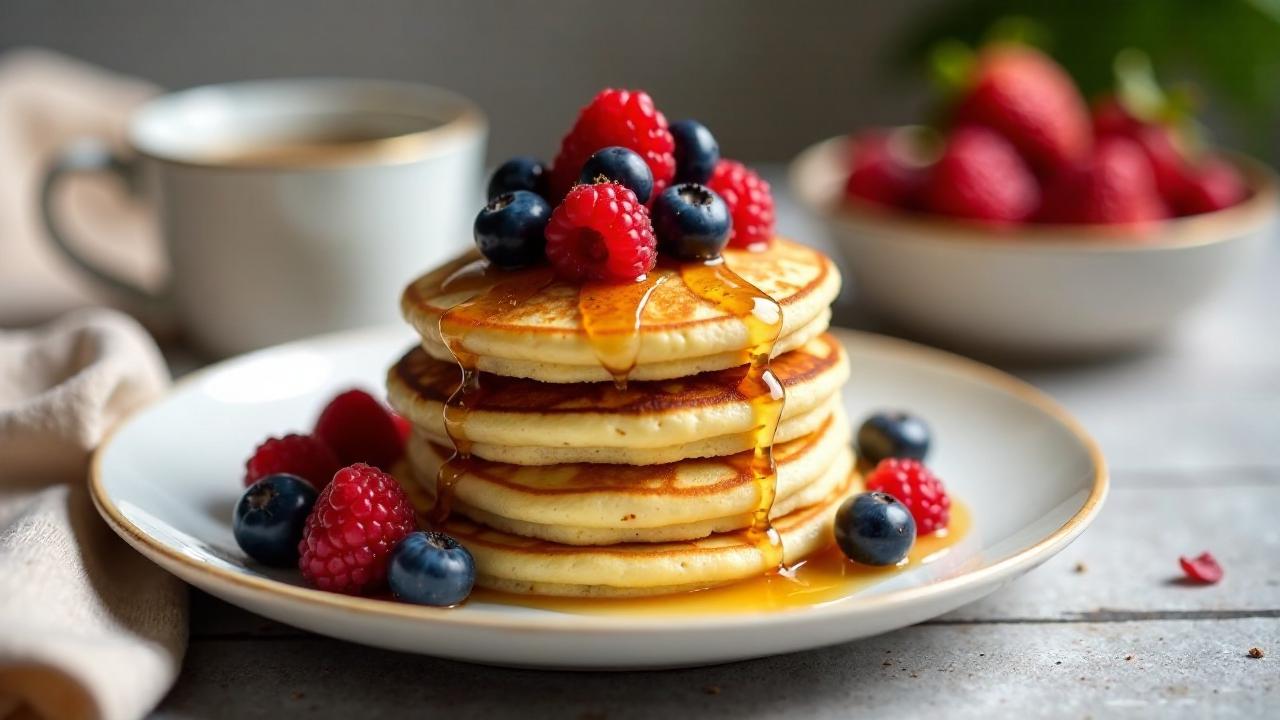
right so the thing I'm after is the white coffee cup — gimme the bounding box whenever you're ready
[42,78,486,356]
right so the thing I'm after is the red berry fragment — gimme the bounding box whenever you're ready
[545,182,657,283]
[299,463,417,595]
[1179,552,1223,584]
[314,389,405,471]
[1037,137,1167,226]
[244,433,341,489]
[707,159,775,249]
[550,88,676,201]
[391,411,412,444]
[952,43,1091,178]
[844,129,928,211]
[1177,157,1248,216]
[923,126,1038,224]
[864,458,951,535]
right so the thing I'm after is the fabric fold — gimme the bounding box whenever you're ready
[0,309,186,720]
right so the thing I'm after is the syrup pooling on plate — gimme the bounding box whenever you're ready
[470,498,973,616]
[433,261,555,523]
[578,271,670,389]
[681,257,787,572]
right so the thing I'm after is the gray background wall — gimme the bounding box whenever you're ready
[0,0,939,163]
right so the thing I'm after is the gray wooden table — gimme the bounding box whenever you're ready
[152,169,1278,718]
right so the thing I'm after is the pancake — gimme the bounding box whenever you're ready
[405,411,852,545]
[388,332,849,466]
[401,238,841,383]
[442,471,859,598]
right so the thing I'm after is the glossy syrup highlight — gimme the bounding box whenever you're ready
[472,499,973,616]
[577,271,669,389]
[433,262,554,523]
[680,257,786,572]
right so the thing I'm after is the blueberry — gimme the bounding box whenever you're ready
[232,473,317,567]
[834,492,916,566]
[388,531,476,606]
[856,411,931,466]
[579,146,654,203]
[487,156,548,199]
[474,190,551,268]
[670,119,720,184]
[652,183,732,261]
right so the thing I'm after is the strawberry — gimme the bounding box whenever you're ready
[1177,156,1248,216]
[952,44,1091,177]
[843,129,928,210]
[1090,95,1143,137]
[1091,95,1196,209]
[922,126,1038,223]
[1038,137,1167,226]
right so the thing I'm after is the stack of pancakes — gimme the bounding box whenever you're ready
[388,238,849,597]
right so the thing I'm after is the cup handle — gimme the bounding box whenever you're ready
[40,138,165,303]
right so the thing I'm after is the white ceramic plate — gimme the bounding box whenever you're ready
[92,326,1107,669]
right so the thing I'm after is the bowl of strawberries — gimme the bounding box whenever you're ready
[790,43,1277,358]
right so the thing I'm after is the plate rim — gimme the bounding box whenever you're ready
[90,325,1108,633]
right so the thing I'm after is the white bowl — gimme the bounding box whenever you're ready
[790,136,1278,358]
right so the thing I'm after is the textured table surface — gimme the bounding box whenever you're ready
[151,169,1278,719]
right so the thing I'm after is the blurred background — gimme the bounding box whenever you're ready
[4,0,1279,345]
[6,0,1279,163]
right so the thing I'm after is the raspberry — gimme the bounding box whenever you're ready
[864,458,951,535]
[1179,552,1223,584]
[707,160,775,249]
[549,89,676,201]
[244,433,341,489]
[314,389,405,471]
[299,463,417,595]
[545,182,657,282]
[391,411,412,445]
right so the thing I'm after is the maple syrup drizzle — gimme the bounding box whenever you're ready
[578,271,670,390]
[470,500,973,616]
[433,262,554,523]
[680,257,787,573]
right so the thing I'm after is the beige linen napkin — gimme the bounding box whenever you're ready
[0,309,186,720]
[0,48,161,327]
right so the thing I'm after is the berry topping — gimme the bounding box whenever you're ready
[951,43,1091,177]
[233,474,317,567]
[1038,136,1167,225]
[1179,551,1223,584]
[670,119,721,185]
[244,433,341,489]
[707,160,775,249]
[388,531,477,607]
[544,182,657,283]
[834,492,917,566]
[923,126,1038,223]
[857,411,931,466]
[1177,157,1247,216]
[1093,97,1197,208]
[299,463,417,595]
[391,411,412,445]
[314,389,406,471]
[864,458,951,535]
[487,156,548,200]
[579,146,655,203]
[473,190,552,269]
[651,183,732,261]
[844,129,930,210]
[550,89,676,201]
